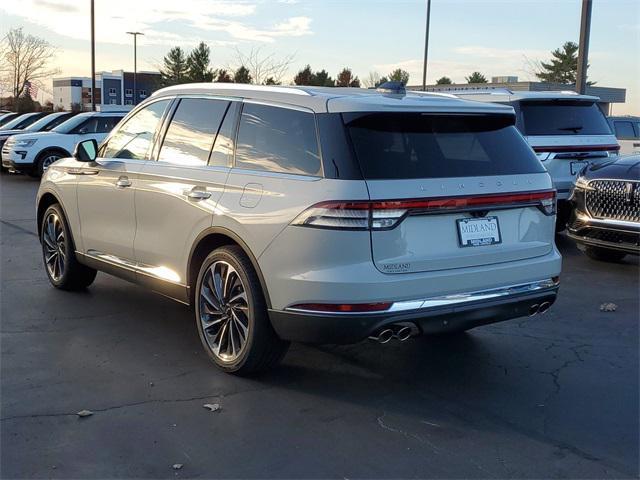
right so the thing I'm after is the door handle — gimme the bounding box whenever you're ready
[116,176,132,188]
[186,189,211,201]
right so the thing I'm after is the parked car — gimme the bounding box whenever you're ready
[0,112,48,131]
[428,89,619,230]
[36,83,561,374]
[0,113,20,127]
[568,155,639,262]
[0,112,77,168]
[607,116,640,155]
[2,111,124,177]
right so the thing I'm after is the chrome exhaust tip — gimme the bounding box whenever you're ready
[395,326,413,342]
[369,328,394,344]
[529,304,540,316]
[538,301,552,314]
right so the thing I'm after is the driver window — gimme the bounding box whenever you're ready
[102,100,170,160]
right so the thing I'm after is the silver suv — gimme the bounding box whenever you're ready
[36,84,561,374]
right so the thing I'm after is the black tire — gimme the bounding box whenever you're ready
[583,245,627,263]
[195,245,289,375]
[41,204,97,290]
[32,149,66,178]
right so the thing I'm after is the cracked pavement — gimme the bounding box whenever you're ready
[1,173,638,478]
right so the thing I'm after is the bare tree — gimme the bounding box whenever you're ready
[231,47,294,85]
[362,71,381,89]
[1,28,59,101]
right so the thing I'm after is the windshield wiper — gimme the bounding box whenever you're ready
[558,126,584,133]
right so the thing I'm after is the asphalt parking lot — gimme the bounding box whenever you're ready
[1,171,638,479]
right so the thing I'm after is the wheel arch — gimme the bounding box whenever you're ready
[36,191,78,251]
[37,146,72,160]
[187,227,272,309]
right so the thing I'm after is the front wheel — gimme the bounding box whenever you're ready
[41,204,97,290]
[33,150,65,177]
[583,245,627,263]
[195,245,289,375]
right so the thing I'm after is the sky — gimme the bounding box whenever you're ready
[1,0,639,114]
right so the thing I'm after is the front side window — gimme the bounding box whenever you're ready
[102,100,170,160]
[125,89,133,97]
[109,88,116,95]
[235,103,321,176]
[520,100,612,136]
[345,113,545,179]
[158,98,229,167]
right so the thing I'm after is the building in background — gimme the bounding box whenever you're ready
[52,70,161,111]
[408,78,626,115]
[491,76,519,83]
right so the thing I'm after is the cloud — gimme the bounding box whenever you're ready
[1,0,311,45]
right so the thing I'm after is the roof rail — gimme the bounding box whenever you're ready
[447,87,513,95]
[153,82,312,97]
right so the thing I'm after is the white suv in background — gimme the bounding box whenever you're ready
[36,83,561,374]
[432,89,619,229]
[2,111,124,177]
[607,116,640,155]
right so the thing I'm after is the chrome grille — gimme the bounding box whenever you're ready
[586,180,640,223]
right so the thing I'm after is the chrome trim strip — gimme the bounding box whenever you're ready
[83,250,188,288]
[285,278,560,315]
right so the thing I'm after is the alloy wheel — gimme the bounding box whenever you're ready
[42,154,61,171]
[42,212,66,282]
[199,260,250,362]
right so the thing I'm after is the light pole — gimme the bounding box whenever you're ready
[91,0,96,111]
[126,31,144,105]
[422,0,432,91]
[576,0,592,95]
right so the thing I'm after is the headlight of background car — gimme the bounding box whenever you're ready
[15,139,37,148]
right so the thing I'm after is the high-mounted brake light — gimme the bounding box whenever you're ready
[291,190,557,230]
[532,144,620,153]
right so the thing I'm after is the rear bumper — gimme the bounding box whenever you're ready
[269,279,559,344]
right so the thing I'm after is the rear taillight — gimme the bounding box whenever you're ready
[291,190,557,230]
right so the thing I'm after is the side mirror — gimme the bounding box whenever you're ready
[74,139,98,162]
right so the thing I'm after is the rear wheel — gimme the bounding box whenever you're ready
[41,204,97,290]
[195,245,289,374]
[583,245,627,263]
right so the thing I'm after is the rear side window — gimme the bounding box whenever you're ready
[520,101,612,136]
[613,121,637,139]
[345,113,545,180]
[103,100,169,160]
[235,103,321,176]
[158,98,229,167]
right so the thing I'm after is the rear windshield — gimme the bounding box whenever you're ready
[520,100,612,136]
[344,113,545,180]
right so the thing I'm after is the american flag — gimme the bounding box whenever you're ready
[23,81,39,99]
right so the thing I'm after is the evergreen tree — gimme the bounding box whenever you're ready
[264,77,280,85]
[160,47,188,86]
[336,68,360,87]
[214,70,233,83]
[466,71,488,83]
[435,76,452,85]
[187,42,214,82]
[388,69,410,85]
[536,41,592,84]
[311,69,335,87]
[293,65,314,85]
[234,66,252,84]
